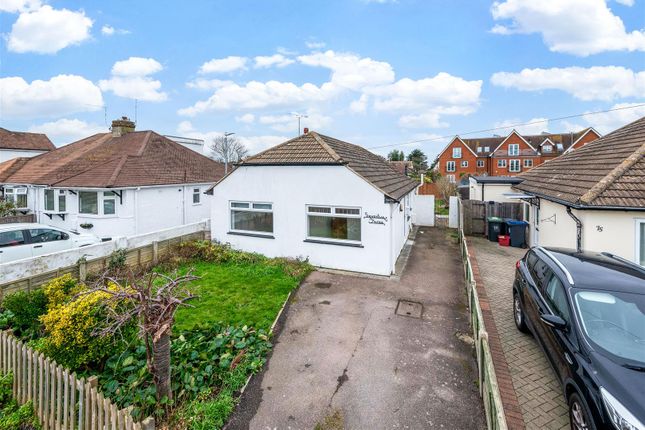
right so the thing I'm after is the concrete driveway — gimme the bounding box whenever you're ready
[227,227,486,429]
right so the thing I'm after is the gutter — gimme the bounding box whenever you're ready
[566,207,582,252]
[512,189,645,212]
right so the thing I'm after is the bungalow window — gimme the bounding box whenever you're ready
[4,188,27,209]
[460,161,468,167]
[497,159,507,168]
[452,147,462,158]
[103,192,116,215]
[307,205,361,242]
[58,190,66,212]
[509,159,521,172]
[446,161,456,172]
[44,189,55,211]
[524,159,533,168]
[637,220,645,266]
[508,144,520,156]
[79,191,119,215]
[477,160,485,168]
[230,201,273,234]
[543,144,552,153]
[192,188,201,204]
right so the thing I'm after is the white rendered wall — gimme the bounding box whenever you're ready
[468,180,514,202]
[0,149,47,163]
[415,195,435,226]
[210,165,410,276]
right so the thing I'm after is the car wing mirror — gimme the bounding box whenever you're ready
[540,314,567,330]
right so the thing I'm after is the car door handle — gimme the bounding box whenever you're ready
[33,245,43,248]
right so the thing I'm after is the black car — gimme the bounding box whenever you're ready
[512,246,645,430]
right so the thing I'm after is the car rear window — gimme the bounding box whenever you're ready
[0,230,26,248]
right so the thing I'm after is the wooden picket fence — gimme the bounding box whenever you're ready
[0,331,153,430]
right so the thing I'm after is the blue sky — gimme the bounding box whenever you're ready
[1,0,644,160]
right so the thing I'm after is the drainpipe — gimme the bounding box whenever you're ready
[481,183,485,201]
[566,206,582,252]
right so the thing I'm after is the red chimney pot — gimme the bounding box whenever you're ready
[303,127,309,134]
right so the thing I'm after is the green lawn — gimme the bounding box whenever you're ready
[173,261,302,331]
[435,198,449,215]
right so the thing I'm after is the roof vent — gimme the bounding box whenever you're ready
[111,117,135,137]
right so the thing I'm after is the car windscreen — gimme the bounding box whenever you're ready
[574,290,645,365]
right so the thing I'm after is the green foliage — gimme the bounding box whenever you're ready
[0,310,14,330]
[108,249,128,271]
[0,199,16,218]
[1,289,48,339]
[387,149,405,161]
[407,148,428,174]
[0,372,41,430]
[97,324,271,421]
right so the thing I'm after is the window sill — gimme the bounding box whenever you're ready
[303,239,364,248]
[227,231,275,239]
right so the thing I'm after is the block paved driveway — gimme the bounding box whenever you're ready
[226,227,486,430]
[469,236,569,430]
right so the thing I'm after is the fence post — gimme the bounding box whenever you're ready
[79,259,87,282]
[142,416,155,430]
[152,241,159,264]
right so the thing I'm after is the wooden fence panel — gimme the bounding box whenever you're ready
[461,200,523,236]
[0,331,151,430]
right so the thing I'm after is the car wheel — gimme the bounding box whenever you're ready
[569,393,597,430]
[513,291,529,333]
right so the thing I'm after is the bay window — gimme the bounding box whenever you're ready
[230,201,273,234]
[4,187,27,209]
[307,205,361,243]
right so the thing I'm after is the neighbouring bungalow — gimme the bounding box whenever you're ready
[208,130,418,276]
[0,127,55,163]
[0,118,225,240]
[514,116,645,265]
[468,176,524,202]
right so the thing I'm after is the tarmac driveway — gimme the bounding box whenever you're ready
[227,227,486,429]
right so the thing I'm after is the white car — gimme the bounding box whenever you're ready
[0,223,102,263]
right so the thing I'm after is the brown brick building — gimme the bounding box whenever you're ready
[435,128,600,181]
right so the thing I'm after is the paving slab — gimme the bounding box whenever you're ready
[226,227,486,430]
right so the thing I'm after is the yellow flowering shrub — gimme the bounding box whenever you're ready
[42,274,83,309]
[39,282,133,370]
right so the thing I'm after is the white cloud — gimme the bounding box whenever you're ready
[7,5,92,54]
[28,118,105,145]
[235,113,255,124]
[350,94,369,114]
[491,66,645,101]
[491,0,645,56]
[614,0,634,5]
[0,0,40,13]
[493,118,550,135]
[305,41,326,49]
[254,54,295,68]
[111,57,163,77]
[101,25,129,36]
[99,57,167,102]
[175,121,287,156]
[581,102,645,133]
[0,75,103,119]
[298,50,395,91]
[198,56,248,74]
[186,79,235,91]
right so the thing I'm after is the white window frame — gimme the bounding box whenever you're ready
[44,189,66,213]
[460,160,468,167]
[556,143,564,152]
[636,219,645,266]
[306,205,362,244]
[4,187,28,209]
[543,144,553,153]
[452,147,462,159]
[229,201,274,236]
[508,144,520,156]
[78,190,119,217]
[509,159,521,172]
[446,161,456,172]
[497,159,507,168]
[477,159,485,168]
[484,146,490,152]
[447,174,456,183]
[523,159,533,168]
[192,187,201,205]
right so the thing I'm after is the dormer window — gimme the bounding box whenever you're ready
[543,144,552,153]
[452,147,462,158]
[477,147,482,153]
[484,146,490,152]
[556,143,564,151]
[508,144,520,156]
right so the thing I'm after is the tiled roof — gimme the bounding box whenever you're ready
[460,129,591,157]
[0,128,55,151]
[0,157,31,182]
[239,132,419,200]
[0,131,225,188]
[514,117,645,209]
[389,160,413,175]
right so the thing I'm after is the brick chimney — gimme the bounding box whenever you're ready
[111,117,135,137]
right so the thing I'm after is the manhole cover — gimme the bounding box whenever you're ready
[395,299,423,319]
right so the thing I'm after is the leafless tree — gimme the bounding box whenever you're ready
[89,271,198,406]
[208,135,249,173]
[436,176,458,206]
